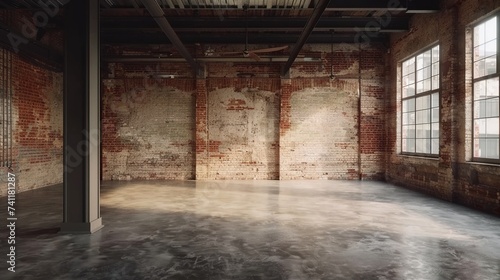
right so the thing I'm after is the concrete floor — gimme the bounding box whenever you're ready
[1,180,500,280]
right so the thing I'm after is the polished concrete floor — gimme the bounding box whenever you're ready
[1,180,500,280]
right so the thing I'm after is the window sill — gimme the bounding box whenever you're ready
[466,161,500,168]
[398,154,440,161]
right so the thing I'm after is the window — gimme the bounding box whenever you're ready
[473,16,499,162]
[401,45,440,156]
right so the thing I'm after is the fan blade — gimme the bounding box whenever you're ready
[248,52,261,61]
[251,46,288,54]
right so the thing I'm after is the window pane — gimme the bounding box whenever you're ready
[416,139,431,154]
[417,67,431,81]
[479,138,499,159]
[485,56,497,76]
[479,139,488,157]
[486,77,499,97]
[403,99,415,112]
[403,125,415,138]
[403,59,415,75]
[432,138,439,154]
[486,98,499,117]
[473,41,496,62]
[474,22,485,46]
[416,110,430,124]
[416,50,431,69]
[474,80,486,100]
[474,44,485,61]
[416,124,430,138]
[416,81,423,93]
[416,95,430,110]
[485,17,497,42]
[486,118,499,136]
[432,63,439,76]
[432,108,440,122]
[424,79,431,92]
[474,100,481,118]
[476,98,499,118]
[432,123,440,138]
[432,76,439,90]
[416,69,422,81]
[432,46,440,62]
[474,60,486,78]
[485,39,497,58]
[474,119,487,136]
[403,112,415,125]
[404,86,415,97]
[416,54,424,69]
[432,93,439,107]
[474,137,481,157]
[486,139,499,159]
[403,74,415,87]
[404,138,415,153]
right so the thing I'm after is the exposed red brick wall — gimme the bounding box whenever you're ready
[101,71,196,180]
[279,45,387,180]
[195,78,209,179]
[0,48,63,196]
[360,48,387,180]
[0,9,64,54]
[103,44,387,181]
[387,0,500,215]
[206,78,280,179]
[279,80,360,179]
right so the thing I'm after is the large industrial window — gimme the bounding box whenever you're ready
[472,16,499,162]
[401,45,440,156]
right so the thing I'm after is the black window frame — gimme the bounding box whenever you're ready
[472,14,500,164]
[400,44,440,157]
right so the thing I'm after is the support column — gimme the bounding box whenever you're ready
[195,78,209,179]
[61,0,102,233]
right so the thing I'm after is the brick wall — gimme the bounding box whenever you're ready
[279,45,386,180]
[206,79,280,179]
[101,65,196,180]
[387,0,500,215]
[279,80,359,179]
[0,9,64,53]
[103,44,387,181]
[0,49,63,196]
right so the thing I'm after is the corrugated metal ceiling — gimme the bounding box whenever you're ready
[102,0,312,9]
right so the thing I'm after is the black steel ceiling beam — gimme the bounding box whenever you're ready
[406,0,440,13]
[326,0,438,12]
[99,2,438,12]
[327,0,407,11]
[139,0,199,71]
[0,0,438,12]
[282,0,330,76]
[101,16,409,32]
[101,32,388,45]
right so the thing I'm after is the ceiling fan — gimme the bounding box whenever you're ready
[214,6,288,61]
